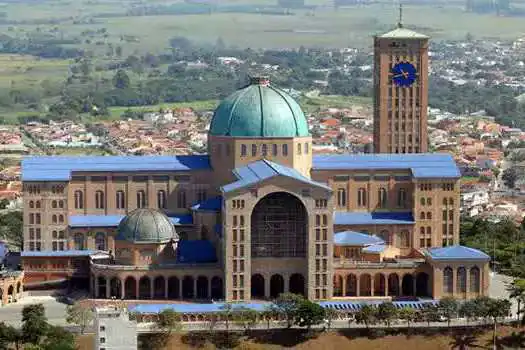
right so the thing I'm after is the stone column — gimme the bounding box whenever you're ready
[105,278,110,299]
[94,275,99,298]
[385,275,389,297]
[120,279,125,299]
[165,278,169,299]
[356,275,360,297]
[342,275,346,297]
[370,276,375,296]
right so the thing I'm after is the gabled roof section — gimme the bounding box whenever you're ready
[378,27,429,39]
[313,153,460,179]
[334,231,384,246]
[221,159,332,193]
[426,245,490,261]
[21,155,211,182]
[334,211,414,225]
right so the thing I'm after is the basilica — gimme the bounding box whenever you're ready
[18,25,490,304]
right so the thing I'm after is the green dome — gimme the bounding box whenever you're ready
[209,77,310,138]
[117,209,178,243]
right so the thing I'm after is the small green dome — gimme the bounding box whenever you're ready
[117,209,178,243]
[209,77,310,138]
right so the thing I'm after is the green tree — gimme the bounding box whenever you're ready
[377,302,398,328]
[398,308,416,331]
[21,304,48,344]
[459,299,480,325]
[487,298,511,349]
[294,299,326,331]
[65,301,94,334]
[232,307,258,333]
[157,309,181,334]
[270,293,304,329]
[502,167,517,189]
[507,279,525,323]
[354,305,377,330]
[0,211,23,250]
[219,303,234,332]
[112,69,130,89]
[421,304,440,326]
[439,297,458,329]
[324,308,338,331]
[41,325,75,350]
[0,322,21,350]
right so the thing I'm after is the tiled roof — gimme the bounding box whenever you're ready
[426,245,490,261]
[334,231,384,246]
[21,155,211,181]
[313,153,460,179]
[334,211,414,225]
[21,250,103,257]
[69,214,193,228]
[222,159,332,193]
[191,196,223,211]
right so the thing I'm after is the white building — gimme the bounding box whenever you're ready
[94,307,137,350]
[461,189,490,217]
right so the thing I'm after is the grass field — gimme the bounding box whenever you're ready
[0,1,525,55]
[76,326,525,350]
[0,54,70,89]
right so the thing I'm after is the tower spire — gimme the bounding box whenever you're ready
[398,3,403,28]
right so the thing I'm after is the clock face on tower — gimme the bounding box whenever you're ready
[391,62,417,87]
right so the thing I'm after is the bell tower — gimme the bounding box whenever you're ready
[373,5,429,154]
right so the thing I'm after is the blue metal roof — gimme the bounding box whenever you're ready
[21,155,211,181]
[334,212,414,225]
[334,231,384,246]
[176,240,217,264]
[69,214,192,228]
[191,196,223,211]
[222,159,332,193]
[313,153,460,179]
[426,245,490,261]
[21,250,102,257]
[362,244,387,254]
[129,300,440,314]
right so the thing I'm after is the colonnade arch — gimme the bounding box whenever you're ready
[442,266,482,297]
[93,274,223,300]
[249,273,306,299]
[333,272,430,298]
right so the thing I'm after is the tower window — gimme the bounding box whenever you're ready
[241,144,247,156]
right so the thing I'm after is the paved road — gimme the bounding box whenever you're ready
[0,273,515,328]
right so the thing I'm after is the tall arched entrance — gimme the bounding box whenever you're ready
[110,278,121,298]
[289,273,305,296]
[402,274,414,297]
[139,277,151,299]
[167,277,180,299]
[251,192,308,258]
[388,274,400,297]
[210,276,223,299]
[270,274,284,298]
[251,274,265,299]
[124,277,136,299]
[416,272,430,297]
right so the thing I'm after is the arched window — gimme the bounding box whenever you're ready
[251,144,257,156]
[420,212,425,220]
[449,198,454,205]
[157,190,167,209]
[272,144,278,156]
[378,188,387,208]
[426,197,432,205]
[427,212,432,220]
[52,200,57,209]
[52,215,57,224]
[443,267,453,294]
[282,144,288,156]
[426,226,431,235]
[59,215,64,223]
[397,188,407,207]
[469,266,480,293]
[136,190,146,208]
[95,232,106,251]
[399,230,410,248]
[420,197,425,206]
[36,214,41,224]
[457,267,467,293]
[261,144,268,157]
[357,188,367,207]
[74,233,85,250]
[74,190,84,209]
[116,190,126,209]
[420,227,425,235]
[29,201,34,209]
[177,190,186,208]
[58,200,64,209]
[35,201,41,209]
[337,188,346,207]
[95,190,105,209]
[241,144,247,156]
[297,143,302,155]
[443,198,448,206]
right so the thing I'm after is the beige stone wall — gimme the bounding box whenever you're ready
[429,260,489,300]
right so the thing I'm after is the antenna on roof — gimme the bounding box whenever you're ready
[398,3,403,28]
